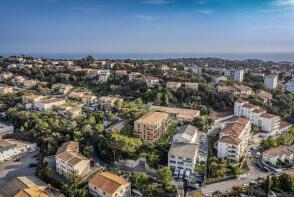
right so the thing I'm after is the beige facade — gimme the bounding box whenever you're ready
[134,112,169,143]
[0,86,13,95]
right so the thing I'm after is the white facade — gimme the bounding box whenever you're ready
[234,100,280,135]
[34,98,66,111]
[264,75,278,90]
[262,145,294,165]
[285,79,294,93]
[146,76,159,87]
[0,122,14,138]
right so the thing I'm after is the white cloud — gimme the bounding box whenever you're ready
[140,0,172,5]
[198,9,214,14]
[135,15,158,21]
[273,0,294,6]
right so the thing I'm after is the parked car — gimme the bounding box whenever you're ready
[179,169,184,179]
[174,168,179,178]
[28,163,38,168]
[184,170,190,180]
[255,152,261,158]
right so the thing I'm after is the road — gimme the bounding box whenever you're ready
[0,152,38,187]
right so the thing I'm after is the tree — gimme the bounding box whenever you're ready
[279,173,294,192]
[159,166,173,189]
[264,175,271,194]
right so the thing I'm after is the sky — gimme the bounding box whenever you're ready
[0,0,294,54]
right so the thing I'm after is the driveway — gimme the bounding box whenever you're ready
[0,152,38,187]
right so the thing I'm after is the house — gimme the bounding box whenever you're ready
[23,79,38,88]
[0,72,13,81]
[217,85,239,95]
[34,98,66,111]
[115,70,128,76]
[0,176,48,197]
[22,94,44,110]
[82,93,97,103]
[55,141,90,178]
[88,172,131,197]
[234,100,281,135]
[150,105,200,122]
[183,82,198,90]
[98,69,111,82]
[145,76,159,87]
[0,86,13,95]
[58,106,82,119]
[166,81,182,89]
[0,139,37,162]
[257,90,273,103]
[99,96,123,108]
[12,76,25,85]
[232,84,252,95]
[134,112,169,143]
[128,72,143,81]
[0,122,14,139]
[262,145,294,165]
[212,75,227,84]
[264,75,278,90]
[285,79,294,93]
[217,117,251,161]
[52,83,73,94]
[168,125,201,173]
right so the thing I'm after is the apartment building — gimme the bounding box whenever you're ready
[0,139,37,162]
[98,69,111,82]
[262,145,294,165]
[34,98,66,111]
[168,125,199,173]
[285,79,294,93]
[55,141,90,178]
[128,72,143,81]
[264,75,278,90]
[88,172,131,197]
[232,84,252,95]
[212,75,227,84]
[166,81,182,89]
[217,117,251,161]
[0,86,13,95]
[145,76,159,87]
[234,100,281,135]
[134,112,169,143]
[224,69,244,82]
[115,70,128,76]
[149,105,200,122]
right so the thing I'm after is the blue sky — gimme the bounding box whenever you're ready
[0,0,294,54]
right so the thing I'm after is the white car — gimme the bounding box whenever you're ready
[255,152,261,158]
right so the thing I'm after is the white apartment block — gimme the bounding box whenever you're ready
[262,145,294,165]
[55,141,90,178]
[0,139,37,162]
[217,117,251,161]
[234,100,280,135]
[145,76,159,87]
[285,79,294,93]
[264,75,278,90]
[168,125,198,173]
[34,98,66,111]
[186,65,244,82]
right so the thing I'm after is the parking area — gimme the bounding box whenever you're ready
[0,152,39,187]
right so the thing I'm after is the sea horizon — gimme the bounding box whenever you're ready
[1,52,294,62]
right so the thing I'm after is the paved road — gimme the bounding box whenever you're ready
[0,152,38,187]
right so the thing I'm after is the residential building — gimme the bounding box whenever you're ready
[183,82,198,90]
[88,172,131,197]
[285,79,294,93]
[99,96,123,108]
[212,75,227,84]
[55,141,90,178]
[0,86,13,95]
[234,100,281,135]
[34,98,66,111]
[22,93,44,110]
[264,75,278,90]
[232,84,252,95]
[12,76,25,85]
[224,69,244,82]
[0,139,37,162]
[217,117,251,161]
[166,81,181,89]
[134,112,169,143]
[58,106,82,119]
[52,83,73,94]
[217,85,239,95]
[23,79,38,88]
[145,76,159,87]
[128,72,143,81]
[0,72,13,81]
[0,176,48,197]
[98,69,111,82]
[257,90,273,103]
[149,105,200,122]
[0,122,14,139]
[82,93,97,103]
[262,145,294,165]
[168,125,202,173]
[115,70,128,76]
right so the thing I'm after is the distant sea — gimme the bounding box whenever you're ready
[1,52,294,62]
